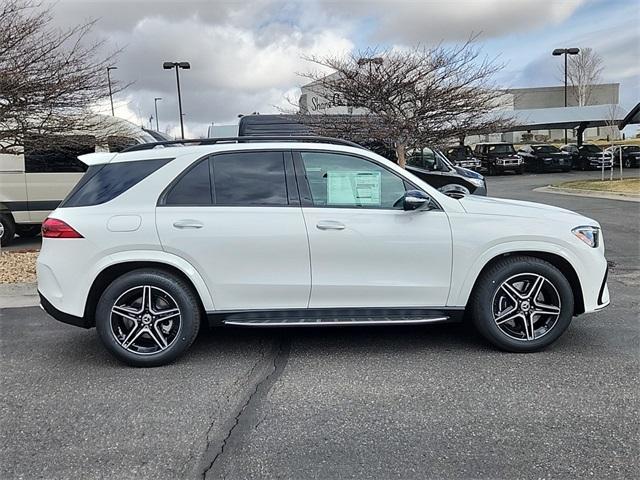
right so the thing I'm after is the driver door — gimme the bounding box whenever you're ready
[295,150,452,309]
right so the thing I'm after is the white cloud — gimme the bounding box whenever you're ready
[317,0,586,43]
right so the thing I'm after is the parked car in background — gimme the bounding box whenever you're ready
[406,147,487,197]
[473,142,524,175]
[604,145,640,168]
[37,136,609,366]
[560,144,613,171]
[517,144,572,173]
[0,118,155,246]
[444,145,481,171]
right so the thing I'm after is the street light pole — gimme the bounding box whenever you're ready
[552,48,579,144]
[154,97,162,131]
[163,61,191,139]
[106,66,118,116]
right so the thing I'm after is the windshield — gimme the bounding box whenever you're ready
[487,144,516,154]
[532,145,560,154]
[579,144,602,154]
[623,146,640,153]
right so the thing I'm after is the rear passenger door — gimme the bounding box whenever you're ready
[156,150,311,311]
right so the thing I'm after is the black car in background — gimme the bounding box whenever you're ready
[560,144,613,170]
[473,142,524,175]
[444,145,481,171]
[406,147,487,196]
[517,144,572,173]
[604,145,640,168]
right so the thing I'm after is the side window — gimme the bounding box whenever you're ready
[212,151,288,206]
[406,150,424,169]
[61,158,172,208]
[164,158,212,205]
[300,151,406,209]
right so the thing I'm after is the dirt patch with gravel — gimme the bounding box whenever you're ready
[0,251,38,284]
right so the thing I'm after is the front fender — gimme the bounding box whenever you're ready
[448,239,584,307]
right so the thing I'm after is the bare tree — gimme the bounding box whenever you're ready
[566,48,604,107]
[0,0,127,154]
[301,41,512,167]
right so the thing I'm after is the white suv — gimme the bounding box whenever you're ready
[37,137,610,367]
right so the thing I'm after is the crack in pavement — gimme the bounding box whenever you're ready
[196,336,291,480]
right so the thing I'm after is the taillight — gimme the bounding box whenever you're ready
[41,218,84,238]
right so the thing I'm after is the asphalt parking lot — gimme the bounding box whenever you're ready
[1,169,639,479]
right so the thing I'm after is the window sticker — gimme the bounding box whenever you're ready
[326,170,381,205]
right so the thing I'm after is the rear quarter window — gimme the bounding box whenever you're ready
[60,158,172,207]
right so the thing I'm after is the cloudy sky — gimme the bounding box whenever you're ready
[48,0,639,138]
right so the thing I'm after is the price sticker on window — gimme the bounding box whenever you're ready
[326,171,381,206]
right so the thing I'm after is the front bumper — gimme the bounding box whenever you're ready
[39,291,91,329]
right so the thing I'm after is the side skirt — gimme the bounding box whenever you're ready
[206,307,464,327]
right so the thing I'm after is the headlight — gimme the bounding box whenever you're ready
[468,177,485,188]
[572,226,600,248]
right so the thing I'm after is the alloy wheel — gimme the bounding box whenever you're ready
[110,285,182,355]
[491,273,561,341]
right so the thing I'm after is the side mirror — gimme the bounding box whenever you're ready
[403,190,431,211]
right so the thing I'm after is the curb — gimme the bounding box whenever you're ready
[0,283,39,308]
[534,186,640,202]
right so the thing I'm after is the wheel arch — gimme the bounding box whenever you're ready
[83,260,211,326]
[467,251,585,315]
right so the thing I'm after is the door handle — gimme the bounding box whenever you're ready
[316,221,345,231]
[173,220,204,229]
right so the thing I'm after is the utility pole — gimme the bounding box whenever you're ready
[106,66,118,116]
[154,97,162,131]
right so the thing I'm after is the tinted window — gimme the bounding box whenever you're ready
[165,158,212,205]
[212,151,288,206]
[532,145,560,153]
[60,158,172,207]
[301,152,406,209]
[579,145,602,154]
[487,144,516,154]
[24,134,93,173]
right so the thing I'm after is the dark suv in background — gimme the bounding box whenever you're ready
[473,142,524,175]
[560,144,613,170]
[406,147,487,197]
[444,145,481,171]
[517,144,572,173]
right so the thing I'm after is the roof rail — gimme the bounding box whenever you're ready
[121,135,365,153]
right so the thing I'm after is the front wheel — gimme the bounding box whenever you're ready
[470,256,574,352]
[96,269,201,367]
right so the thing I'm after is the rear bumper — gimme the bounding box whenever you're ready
[39,291,91,329]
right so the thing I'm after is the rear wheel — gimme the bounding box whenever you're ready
[0,214,16,247]
[96,269,201,367]
[470,256,574,352]
[16,224,41,238]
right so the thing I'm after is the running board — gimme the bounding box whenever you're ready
[223,314,450,327]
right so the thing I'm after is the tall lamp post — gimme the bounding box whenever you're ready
[552,48,579,144]
[163,61,190,139]
[106,66,118,116]
[153,97,162,131]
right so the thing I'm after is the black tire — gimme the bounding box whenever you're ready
[516,166,524,175]
[470,256,574,352]
[16,224,41,238]
[95,268,201,367]
[487,163,495,176]
[624,158,631,168]
[0,214,16,247]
